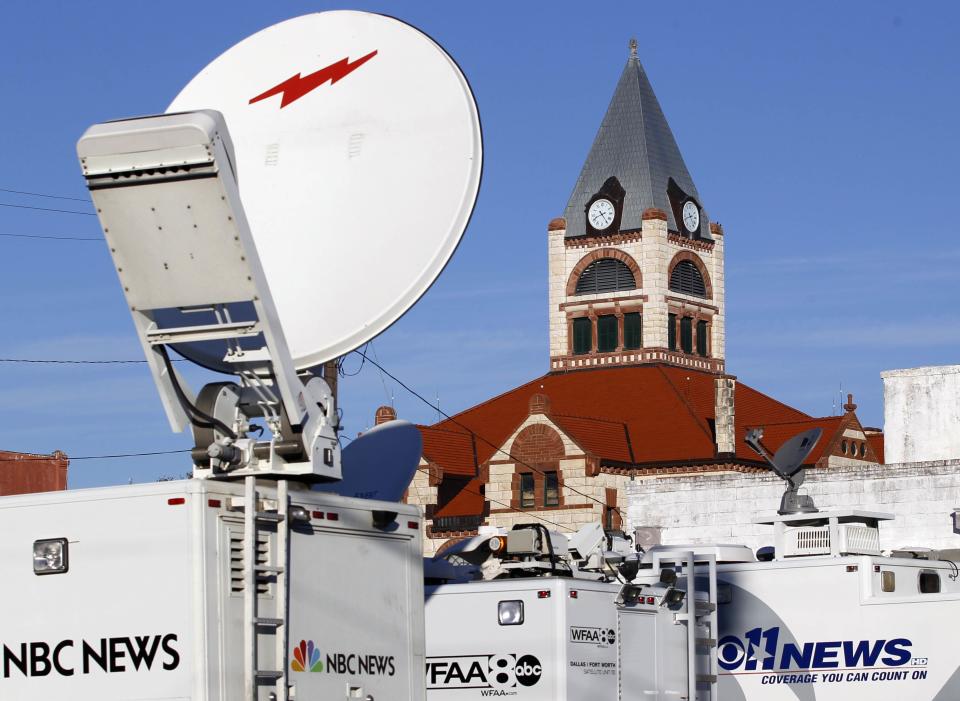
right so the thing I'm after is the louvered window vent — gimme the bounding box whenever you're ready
[575,258,636,295]
[229,528,271,595]
[669,260,707,298]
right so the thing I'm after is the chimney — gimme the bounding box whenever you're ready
[529,392,551,415]
[322,359,339,404]
[375,405,397,425]
[714,376,736,456]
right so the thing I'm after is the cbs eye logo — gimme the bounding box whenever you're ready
[717,635,747,671]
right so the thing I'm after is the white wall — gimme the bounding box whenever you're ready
[882,365,960,464]
[626,459,960,554]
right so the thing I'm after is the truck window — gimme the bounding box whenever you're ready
[881,571,895,592]
[919,570,940,594]
[498,600,524,625]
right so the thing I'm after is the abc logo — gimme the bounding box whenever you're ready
[515,655,542,687]
[486,654,542,689]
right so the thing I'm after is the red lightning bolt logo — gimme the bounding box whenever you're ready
[249,50,378,108]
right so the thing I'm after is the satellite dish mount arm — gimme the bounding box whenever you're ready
[78,110,340,482]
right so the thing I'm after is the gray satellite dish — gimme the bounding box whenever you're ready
[315,420,422,501]
[745,427,822,515]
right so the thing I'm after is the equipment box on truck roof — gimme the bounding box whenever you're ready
[0,479,425,701]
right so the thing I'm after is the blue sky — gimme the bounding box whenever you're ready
[1,2,957,488]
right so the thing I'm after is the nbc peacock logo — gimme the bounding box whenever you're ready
[291,640,323,673]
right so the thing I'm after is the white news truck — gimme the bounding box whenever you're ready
[0,479,425,701]
[423,523,717,701]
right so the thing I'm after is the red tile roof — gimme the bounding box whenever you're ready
[432,475,485,518]
[419,425,477,477]
[551,415,633,463]
[0,451,69,496]
[422,365,813,470]
[866,432,885,464]
[743,417,846,467]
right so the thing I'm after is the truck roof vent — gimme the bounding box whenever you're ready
[784,524,880,558]
[229,529,271,595]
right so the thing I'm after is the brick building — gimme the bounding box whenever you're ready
[398,42,880,555]
[0,450,69,496]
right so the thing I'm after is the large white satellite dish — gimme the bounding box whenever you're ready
[79,11,478,482]
[167,11,482,372]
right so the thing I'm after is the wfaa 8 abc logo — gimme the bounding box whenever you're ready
[426,654,543,696]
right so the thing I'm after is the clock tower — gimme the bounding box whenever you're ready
[548,39,725,374]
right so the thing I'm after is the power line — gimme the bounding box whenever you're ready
[0,188,90,203]
[415,467,571,533]
[355,349,624,521]
[0,358,183,364]
[0,232,101,241]
[0,202,96,216]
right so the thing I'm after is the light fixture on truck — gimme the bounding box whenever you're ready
[33,538,68,575]
[498,600,524,626]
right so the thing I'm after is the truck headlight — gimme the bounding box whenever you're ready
[498,600,523,626]
[33,538,68,575]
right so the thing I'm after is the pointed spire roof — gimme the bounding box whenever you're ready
[563,42,709,238]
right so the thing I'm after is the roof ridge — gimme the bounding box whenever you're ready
[0,450,65,459]
[736,379,814,421]
[750,416,843,427]
[417,424,475,436]
[432,374,550,429]
[656,365,716,444]
[630,57,652,206]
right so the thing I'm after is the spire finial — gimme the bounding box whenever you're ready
[843,393,858,414]
[629,37,638,59]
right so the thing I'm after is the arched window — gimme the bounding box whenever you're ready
[669,260,707,298]
[575,258,637,295]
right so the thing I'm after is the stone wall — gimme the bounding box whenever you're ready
[626,460,960,554]
[882,365,960,463]
[406,462,439,555]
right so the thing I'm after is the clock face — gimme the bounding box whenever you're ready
[588,198,616,231]
[682,200,700,233]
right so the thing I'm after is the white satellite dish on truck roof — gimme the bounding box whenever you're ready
[167,10,482,372]
[79,10,480,482]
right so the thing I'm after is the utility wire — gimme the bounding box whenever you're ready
[0,202,97,216]
[369,340,393,406]
[415,467,572,533]
[0,188,91,203]
[355,349,625,521]
[0,358,183,364]
[0,232,101,241]
[0,350,620,523]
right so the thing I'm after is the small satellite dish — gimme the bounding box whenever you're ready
[771,428,822,479]
[165,11,482,372]
[745,427,822,515]
[314,420,422,501]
